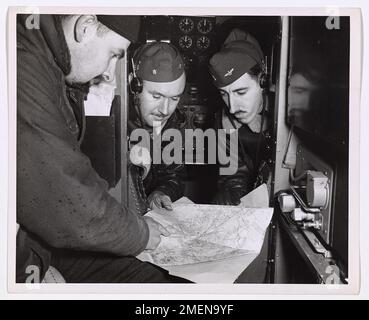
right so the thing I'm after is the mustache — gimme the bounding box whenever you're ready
[234,111,248,118]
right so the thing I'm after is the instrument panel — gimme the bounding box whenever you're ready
[142,16,217,72]
[175,17,215,54]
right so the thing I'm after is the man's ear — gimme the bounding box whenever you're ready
[74,15,99,43]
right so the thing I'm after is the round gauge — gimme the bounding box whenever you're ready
[197,18,213,34]
[196,36,210,50]
[179,18,194,33]
[178,35,193,50]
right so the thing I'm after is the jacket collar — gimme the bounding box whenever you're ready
[41,16,89,95]
[40,15,71,76]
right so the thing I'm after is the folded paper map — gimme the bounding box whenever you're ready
[139,203,273,267]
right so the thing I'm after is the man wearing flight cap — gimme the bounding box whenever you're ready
[16,14,189,283]
[128,42,186,214]
[209,28,273,207]
[209,29,274,283]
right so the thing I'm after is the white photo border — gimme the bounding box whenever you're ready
[7,6,361,295]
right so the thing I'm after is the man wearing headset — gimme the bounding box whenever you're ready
[209,28,273,206]
[128,42,187,213]
[208,28,275,283]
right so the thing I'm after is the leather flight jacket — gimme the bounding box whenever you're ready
[213,111,273,205]
[128,104,186,211]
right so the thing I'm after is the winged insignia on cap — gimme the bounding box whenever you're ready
[224,68,234,77]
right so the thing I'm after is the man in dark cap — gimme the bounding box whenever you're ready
[16,14,189,283]
[128,42,186,213]
[209,28,273,206]
[209,29,274,283]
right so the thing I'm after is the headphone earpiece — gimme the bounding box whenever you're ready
[258,58,269,90]
[129,55,143,94]
[129,74,143,94]
[130,43,157,95]
[258,72,269,90]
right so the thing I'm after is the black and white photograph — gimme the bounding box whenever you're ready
[4,4,363,296]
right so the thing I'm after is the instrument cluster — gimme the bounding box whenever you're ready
[176,17,215,52]
[142,15,217,70]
